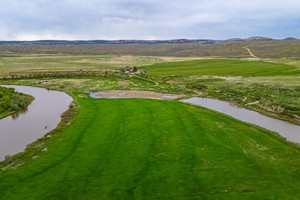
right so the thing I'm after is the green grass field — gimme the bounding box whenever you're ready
[139,59,300,124]
[1,54,300,199]
[141,59,300,76]
[1,98,300,199]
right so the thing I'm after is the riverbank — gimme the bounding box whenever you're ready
[0,86,34,119]
[181,97,300,144]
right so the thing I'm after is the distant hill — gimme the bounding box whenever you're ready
[225,38,244,42]
[0,39,216,45]
[0,37,299,58]
[284,37,298,40]
[245,36,272,41]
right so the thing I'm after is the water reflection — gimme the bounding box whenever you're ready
[11,108,28,120]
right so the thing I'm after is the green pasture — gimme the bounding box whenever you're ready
[141,59,300,76]
[1,53,300,200]
[1,98,300,199]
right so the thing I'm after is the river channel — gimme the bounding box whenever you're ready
[0,85,73,161]
[181,97,300,144]
[1,88,299,161]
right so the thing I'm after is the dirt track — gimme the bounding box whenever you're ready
[243,46,257,58]
[90,90,185,100]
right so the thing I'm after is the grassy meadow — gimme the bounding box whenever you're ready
[140,59,300,124]
[1,98,300,199]
[0,53,203,76]
[141,59,300,76]
[0,53,300,199]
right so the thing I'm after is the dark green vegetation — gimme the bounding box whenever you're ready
[0,86,33,118]
[1,98,300,200]
[141,59,300,76]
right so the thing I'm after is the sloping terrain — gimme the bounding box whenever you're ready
[1,39,299,58]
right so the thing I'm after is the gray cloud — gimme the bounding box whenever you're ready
[0,0,299,40]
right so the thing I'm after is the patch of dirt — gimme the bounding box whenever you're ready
[212,76,242,81]
[257,103,284,113]
[117,81,130,88]
[246,101,259,106]
[91,90,185,100]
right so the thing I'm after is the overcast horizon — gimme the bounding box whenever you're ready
[1,0,299,41]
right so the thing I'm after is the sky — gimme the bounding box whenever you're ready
[0,0,299,40]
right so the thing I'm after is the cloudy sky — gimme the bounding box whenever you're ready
[0,0,299,40]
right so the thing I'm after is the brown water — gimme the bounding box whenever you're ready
[181,97,300,144]
[0,85,73,161]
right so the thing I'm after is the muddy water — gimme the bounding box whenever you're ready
[181,97,300,144]
[0,85,73,161]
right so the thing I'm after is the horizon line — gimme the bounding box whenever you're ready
[0,36,298,42]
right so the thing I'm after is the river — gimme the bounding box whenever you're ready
[0,85,73,161]
[181,97,300,144]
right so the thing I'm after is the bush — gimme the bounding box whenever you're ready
[0,86,31,114]
[4,155,12,163]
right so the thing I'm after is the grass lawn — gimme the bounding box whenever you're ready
[141,59,300,76]
[0,110,11,119]
[1,97,300,200]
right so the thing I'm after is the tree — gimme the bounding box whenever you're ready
[133,66,137,72]
[4,155,12,163]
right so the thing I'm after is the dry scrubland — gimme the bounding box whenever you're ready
[1,39,300,58]
[0,53,205,76]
